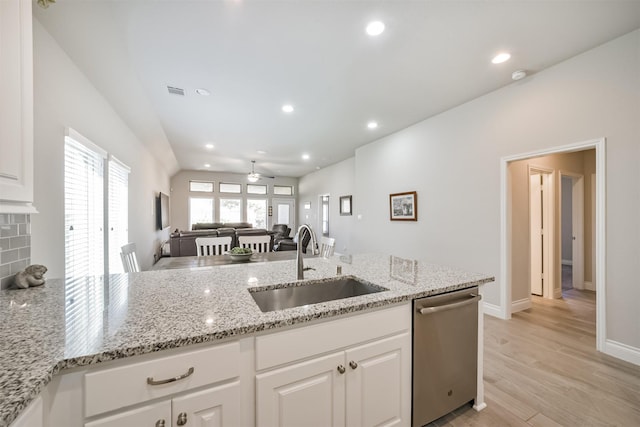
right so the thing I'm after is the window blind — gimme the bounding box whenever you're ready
[108,156,130,274]
[64,136,105,279]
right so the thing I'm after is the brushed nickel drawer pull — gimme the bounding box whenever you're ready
[337,364,346,374]
[147,367,194,386]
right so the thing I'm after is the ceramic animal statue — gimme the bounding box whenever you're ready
[13,264,48,289]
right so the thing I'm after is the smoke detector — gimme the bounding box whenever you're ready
[511,70,527,81]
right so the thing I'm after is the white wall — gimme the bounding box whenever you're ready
[297,157,355,254]
[351,30,640,348]
[170,170,298,232]
[31,19,171,278]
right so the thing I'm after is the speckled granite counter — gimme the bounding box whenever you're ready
[0,253,493,426]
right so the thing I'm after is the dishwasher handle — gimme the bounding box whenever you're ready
[417,293,481,315]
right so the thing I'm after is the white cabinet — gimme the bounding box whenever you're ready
[84,401,170,427]
[256,352,346,427]
[85,382,241,427]
[255,305,411,427]
[0,0,35,212]
[10,396,42,427]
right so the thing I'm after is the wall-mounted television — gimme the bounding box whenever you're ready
[156,192,170,230]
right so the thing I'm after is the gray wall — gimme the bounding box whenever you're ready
[350,30,640,348]
[170,170,298,232]
[297,157,356,255]
[30,20,172,278]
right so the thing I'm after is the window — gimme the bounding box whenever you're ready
[321,195,330,236]
[273,185,293,196]
[247,184,267,195]
[219,198,242,223]
[220,182,241,193]
[64,134,105,279]
[247,199,267,228]
[190,180,214,192]
[108,156,130,274]
[189,197,214,228]
[64,129,130,277]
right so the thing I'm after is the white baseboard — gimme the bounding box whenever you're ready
[511,298,531,313]
[553,288,563,299]
[584,281,596,291]
[604,339,640,366]
[562,259,573,266]
[483,302,503,319]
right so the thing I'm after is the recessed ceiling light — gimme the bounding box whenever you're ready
[366,21,385,36]
[302,154,310,160]
[257,150,267,154]
[367,121,378,129]
[205,143,214,149]
[282,104,294,113]
[195,88,211,96]
[491,52,511,64]
[204,163,211,168]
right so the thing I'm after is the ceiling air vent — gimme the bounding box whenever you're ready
[167,86,185,96]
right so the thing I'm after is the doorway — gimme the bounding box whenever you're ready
[560,172,585,292]
[500,138,605,351]
[272,198,295,233]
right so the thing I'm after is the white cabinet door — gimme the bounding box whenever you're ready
[171,381,242,427]
[10,396,42,427]
[0,0,34,208]
[84,400,171,427]
[345,333,411,427]
[256,351,345,427]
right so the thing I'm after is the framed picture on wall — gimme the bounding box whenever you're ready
[389,191,417,221]
[340,195,352,216]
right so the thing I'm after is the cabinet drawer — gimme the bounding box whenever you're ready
[256,303,410,370]
[85,342,240,417]
[85,400,170,427]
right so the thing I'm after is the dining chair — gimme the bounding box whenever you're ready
[195,236,233,256]
[120,243,140,273]
[319,236,336,258]
[238,235,272,253]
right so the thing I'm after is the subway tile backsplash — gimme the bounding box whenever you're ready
[0,213,31,290]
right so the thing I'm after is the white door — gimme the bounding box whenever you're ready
[172,381,241,427]
[530,173,544,296]
[345,333,410,427]
[272,198,295,232]
[256,352,345,427]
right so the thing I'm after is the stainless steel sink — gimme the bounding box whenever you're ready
[249,276,388,312]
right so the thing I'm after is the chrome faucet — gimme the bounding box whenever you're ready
[296,224,319,280]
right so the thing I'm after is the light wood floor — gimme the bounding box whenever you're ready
[427,289,640,426]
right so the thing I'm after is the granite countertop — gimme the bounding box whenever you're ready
[0,253,493,426]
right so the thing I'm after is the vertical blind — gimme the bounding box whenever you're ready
[64,130,130,278]
[64,136,105,279]
[108,156,130,274]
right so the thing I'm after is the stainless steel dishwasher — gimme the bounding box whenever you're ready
[412,287,481,427]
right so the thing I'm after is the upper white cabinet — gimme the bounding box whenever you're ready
[0,0,35,213]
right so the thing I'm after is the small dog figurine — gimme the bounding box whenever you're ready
[14,265,48,289]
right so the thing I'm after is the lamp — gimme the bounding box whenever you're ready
[247,161,260,182]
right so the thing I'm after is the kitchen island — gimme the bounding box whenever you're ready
[0,254,493,426]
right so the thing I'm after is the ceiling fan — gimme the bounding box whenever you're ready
[247,160,275,182]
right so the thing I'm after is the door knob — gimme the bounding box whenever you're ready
[156,420,165,427]
[337,364,346,374]
[349,360,358,369]
[176,412,188,426]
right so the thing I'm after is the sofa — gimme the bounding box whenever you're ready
[169,223,288,257]
[275,227,312,253]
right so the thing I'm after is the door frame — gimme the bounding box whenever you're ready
[559,171,585,291]
[499,137,606,351]
[528,166,554,299]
